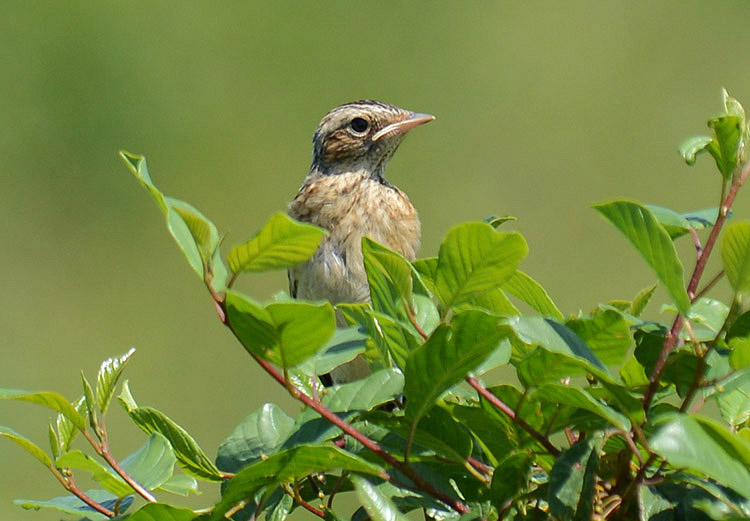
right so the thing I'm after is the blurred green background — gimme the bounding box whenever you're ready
[2,1,750,519]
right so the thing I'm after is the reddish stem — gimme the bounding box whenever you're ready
[51,468,115,518]
[219,299,470,514]
[466,377,560,456]
[642,161,750,411]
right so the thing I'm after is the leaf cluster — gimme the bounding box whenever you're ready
[2,90,750,521]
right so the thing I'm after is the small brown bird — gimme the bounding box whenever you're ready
[288,100,434,383]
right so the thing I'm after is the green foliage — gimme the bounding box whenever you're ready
[4,91,750,521]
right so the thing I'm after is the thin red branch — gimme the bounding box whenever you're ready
[217,298,470,514]
[466,377,561,456]
[642,161,750,411]
[51,468,114,518]
[82,430,157,503]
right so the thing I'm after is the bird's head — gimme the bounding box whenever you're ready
[310,100,434,181]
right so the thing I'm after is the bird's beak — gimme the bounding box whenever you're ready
[371,112,435,142]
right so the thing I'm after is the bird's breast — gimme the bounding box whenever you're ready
[288,171,420,304]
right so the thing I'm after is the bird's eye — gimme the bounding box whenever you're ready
[350,117,369,133]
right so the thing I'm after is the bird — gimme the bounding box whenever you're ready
[288,100,434,383]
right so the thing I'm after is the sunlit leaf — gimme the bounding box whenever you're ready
[630,284,657,317]
[324,369,404,413]
[120,432,176,491]
[363,237,413,318]
[707,115,743,180]
[434,222,527,310]
[96,348,135,414]
[533,384,630,430]
[679,135,714,165]
[0,426,53,467]
[119,382,223,481]
[55,450,131,496]
[216,403,294,473]
[155,473,200,497]
[228,212,326,273]
[503,270,563,320]
[404,310,509,422]
[352,475,410,521]
[0,388,86,431]
[593,200,690,315]
[225,291,335,368]
[120,151,225,287]
[650,414,750,497]
[565,309,631,367]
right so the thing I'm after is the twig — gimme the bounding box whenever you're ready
[694,270,725,300]
[81,430,157,503]
[51,468,114,517]
[466,377,560,456]
[642,161,750,411]
[327,475,346,509]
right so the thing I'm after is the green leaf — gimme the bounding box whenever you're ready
[14,489,130,520]
[55,450,131,496]
[0,388,86,431]
[404,310,509,422]
[57,397,86,452]
[119,382,223,481]
[593,200,690,315]
[411,257,438,296]
[267,493,293,521]
[155,473,200,497]
[533,384,630,430]
[225,291,335,368]
[445,403,517,466]
[120,152,225,286]
[48,422,59,459]
[362,237,413,318]
[352,475,411,521]
[81,372,97,429]
[483,215,517,228]
[650,414,750,497]
[565,309,632,367]
[730,338,750,371]
[716,371,750,427]
[119,503,197,521]
[646,205,721,239]
[216,403,295,473]
[324,369,404,413]
[120,432,176,491]
[228,212,326,274]
[434,222,528,310]
[511,317,609,377]
[630,284,657,317]
[548,436,602,521]
[294,326,367,377]
[502,270,563,320]
[679,135,714,165]
[490,451,534,511]
[211,446,384,521]
[707,115,743,180]
[722,221,750,294]
[96,348,135,414]
[0,425,53,467]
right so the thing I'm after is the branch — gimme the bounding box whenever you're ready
[82,430,157,503]
[466,377,561,456]
[642,161,750,411]
[51,468,115,518]
[215,297,470,515]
